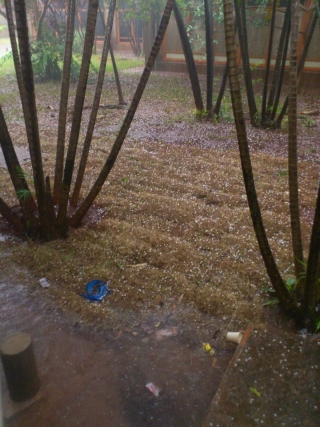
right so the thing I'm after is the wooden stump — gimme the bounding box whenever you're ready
[0,332,40,402]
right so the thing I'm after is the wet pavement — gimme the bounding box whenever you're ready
[202,324,320,427]
[0,281,232,427]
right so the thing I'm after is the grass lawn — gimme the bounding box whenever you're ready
[0,55,319,331]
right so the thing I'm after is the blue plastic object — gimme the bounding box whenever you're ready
[80,280,112,301]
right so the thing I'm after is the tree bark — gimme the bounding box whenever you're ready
[261,0,277,124]
[266,1,291,124]
[173,2,204,112]
[288,0,304,285]
[14,0,48,240]
[71,0,117,207]
[53,0,76,204]
[234,0,258,125]
[222,0,296,315]
[57,0,99,227]
[204,0,214,114]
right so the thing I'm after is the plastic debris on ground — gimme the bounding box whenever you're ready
[39,278,50,288]
[203,342,215,356]
[145,382,160,397]
[155,327,178,340]
[80,279,112,302]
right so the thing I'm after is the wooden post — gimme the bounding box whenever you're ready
[0,332,40,402]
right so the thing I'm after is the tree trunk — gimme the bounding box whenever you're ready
[234,0,258,126]
[70,0,175,227]
[98,4,126,105]
[275,7,317,127]
[222,0,296,316]
[261,0,277,124]
[53,0,76,204]
[71,0,117,207]
[266,1,291,125]
[173,2,204,112]
[288,0,304,285]
[204,0,214,114]
[0,105,39,236]
[57,0,99,227]
[36,0,51,41]
[14,0,48,240]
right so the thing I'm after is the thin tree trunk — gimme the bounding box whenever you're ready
[261,0,277,124]
[270,16,290,123]
[302,182,320,323]
[204,0,214,114]
[53,0,76,204]
[14,0,48,240]
[173,2,204,112]
[288,0,304,286]
[98,4,126,105]
[70,0,175,228]
[70,0,117,207]
[57,0,99,227]
[213,63,228,117]
[213,19,238,117]
[4,0,24,104]
[266,2,291,124]
[234,0,258,125]
[222,0,296,315]
[36,0,51,41]
[275,7,317,127]
[0,106,39,235]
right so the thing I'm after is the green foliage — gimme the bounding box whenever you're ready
[31,28,64,81]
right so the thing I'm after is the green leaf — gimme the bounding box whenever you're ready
[249,387,261,397]
[263,298,279,306]
[286,278,296,287]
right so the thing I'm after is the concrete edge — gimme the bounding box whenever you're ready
[201,323,255,426]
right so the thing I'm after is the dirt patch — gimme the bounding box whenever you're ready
[0,280,233,427]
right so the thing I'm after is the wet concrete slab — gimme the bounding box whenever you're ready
[0,282,232,427]
[202,324,320,427]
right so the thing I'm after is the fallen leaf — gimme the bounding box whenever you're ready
[249,387,261,397]
[178,294,184,303]
[127,263,147,268]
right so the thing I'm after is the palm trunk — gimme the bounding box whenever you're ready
[223,0,296,315]
[266,1,291,124]
[57,0,99,227]
[53,0,76,204]
[14,0,48,239]
[302,182,320,323]
[0,106,38,229]
[70,0,175,228]
[261,0,277,124]
[234,0,258,126]
[4,0,24,105]
[270,17,290,123]
[98,4,126,105]
[288,0,304,285]
[275,7,317,127]
[70,0,116,207]
[204,0,214,114]
[173,2,204,112]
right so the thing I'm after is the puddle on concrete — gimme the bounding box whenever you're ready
[0,282,233,427]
